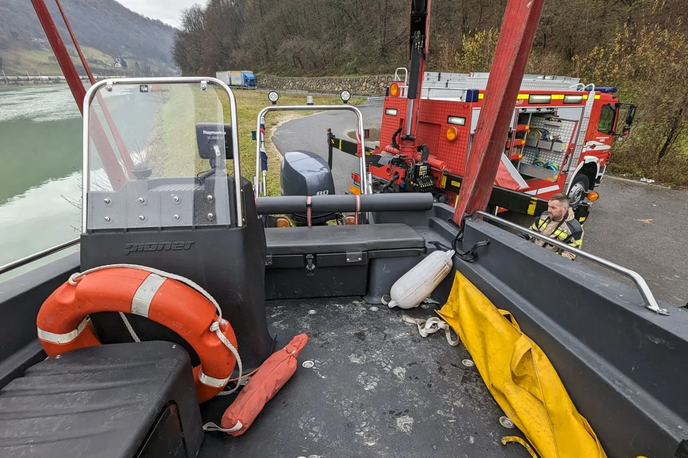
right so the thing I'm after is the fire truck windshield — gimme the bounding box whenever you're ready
[598,104,616,134]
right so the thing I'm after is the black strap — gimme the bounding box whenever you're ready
[450,226,490,263]
[534,215,550,233]
[542,217,567,253]
[535,215,564,234]
[551,218,567,234]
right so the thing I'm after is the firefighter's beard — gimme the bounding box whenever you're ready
[550,208,567,221]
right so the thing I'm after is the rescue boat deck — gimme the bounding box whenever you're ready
[199,297,528,457]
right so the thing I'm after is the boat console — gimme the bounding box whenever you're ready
[79,79,274,373]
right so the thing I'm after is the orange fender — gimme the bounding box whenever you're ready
[36,267,238,403]
[215,334,308,436]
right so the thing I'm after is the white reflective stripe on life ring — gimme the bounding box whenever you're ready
[199,370,231,388]
[131,273,166,318]
[37,317,89,344]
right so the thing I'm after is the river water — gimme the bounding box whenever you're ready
[0,82,214,279]
[0,85,82,268]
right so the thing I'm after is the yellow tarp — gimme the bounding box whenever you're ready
[437,271,606,458]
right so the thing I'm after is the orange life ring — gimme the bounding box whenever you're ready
[36,267,238,403]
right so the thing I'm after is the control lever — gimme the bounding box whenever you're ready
[419,144,430,162]
[198,144,225,183]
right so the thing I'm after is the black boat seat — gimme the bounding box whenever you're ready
[264,223,427,300]
[0,341,203,458]
[265,223,425,255]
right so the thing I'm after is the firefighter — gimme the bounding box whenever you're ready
[528,193,583,260]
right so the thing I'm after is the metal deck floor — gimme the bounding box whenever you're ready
[199,298,528,458]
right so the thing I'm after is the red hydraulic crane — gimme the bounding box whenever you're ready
[394,0,545,226]
[452,0,545,225]
[397,0,432,159]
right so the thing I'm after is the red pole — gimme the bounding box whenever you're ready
[54,0,94,84]
[452,0,545,226]
[54,0,135,174]
[31,0,86,113]
[31,0,127,188]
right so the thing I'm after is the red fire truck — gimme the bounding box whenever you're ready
[339,71,636,218]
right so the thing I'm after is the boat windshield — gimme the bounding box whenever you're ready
[85,80,236,231]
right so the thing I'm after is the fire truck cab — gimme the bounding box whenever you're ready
[365,71,636,209]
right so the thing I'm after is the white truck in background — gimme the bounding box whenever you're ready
[215,70,256,88]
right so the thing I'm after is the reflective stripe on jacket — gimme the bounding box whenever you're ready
[530,209,583,260]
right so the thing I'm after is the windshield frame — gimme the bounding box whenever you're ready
[82,77,243,232]
[597,103,616,135]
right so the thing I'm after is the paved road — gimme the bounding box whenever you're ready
[579,177,688,307]
[274,102,688,308]
[502,178,688,307]
[272,101,382,194]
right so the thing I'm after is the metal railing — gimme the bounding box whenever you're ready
[0,238,79,276]
[473,211,669,315]
[394,67,408,86]
[253,104,368,197]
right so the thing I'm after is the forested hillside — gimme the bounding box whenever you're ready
[0,0,176,75]
[175,0,687,186]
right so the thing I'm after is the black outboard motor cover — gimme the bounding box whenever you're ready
[280,151,336,224]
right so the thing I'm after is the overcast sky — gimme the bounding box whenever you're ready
[116,0,204,28]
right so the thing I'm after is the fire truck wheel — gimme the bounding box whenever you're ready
[568,174,590,206]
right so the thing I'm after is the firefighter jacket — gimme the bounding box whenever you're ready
[530,208,583,260]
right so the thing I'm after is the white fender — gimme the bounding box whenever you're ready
[566,156,600,194]
[386,250,455,309]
